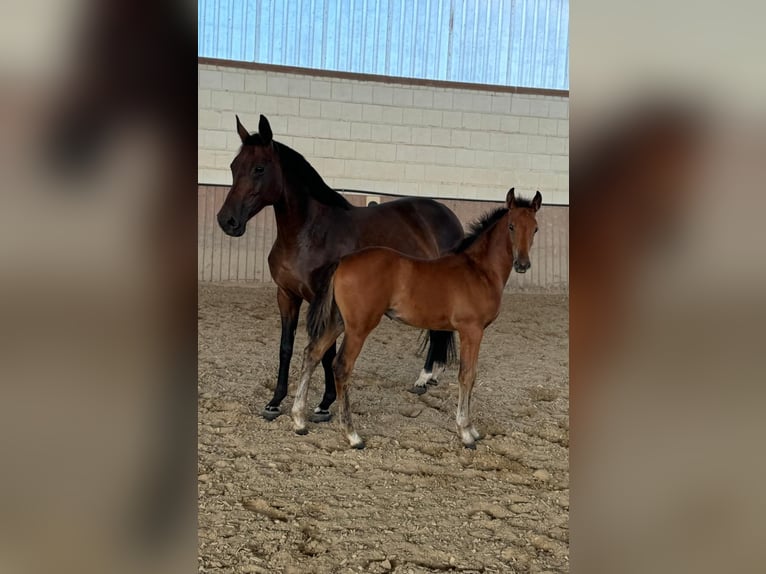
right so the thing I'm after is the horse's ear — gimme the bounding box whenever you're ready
[505,187,516,208]
[259,114,273,144]
[236,115,249,143]
[532,190,542,211]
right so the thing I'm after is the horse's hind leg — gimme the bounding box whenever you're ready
[310,342,337,422]
[411,330,451,394]
[291,325,342,434]
[333,331,369,449]
[456,327,484,449]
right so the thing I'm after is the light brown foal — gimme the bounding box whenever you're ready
[292,188,542,448]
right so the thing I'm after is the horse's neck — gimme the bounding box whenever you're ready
[467,218,514,288]
[272,183,343,242]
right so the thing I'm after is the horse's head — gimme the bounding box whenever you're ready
[217,114,284,237]
[506,188,542,273]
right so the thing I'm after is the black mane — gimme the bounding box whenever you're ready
[453,207,508,253]
[451,197,536,253]
[243,136,352,210]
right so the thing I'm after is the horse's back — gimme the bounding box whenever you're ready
[354,197,463,256]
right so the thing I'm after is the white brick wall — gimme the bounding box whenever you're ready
[199,63,569,205]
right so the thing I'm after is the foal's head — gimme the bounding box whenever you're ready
[217,115,284,237]
[506,188,542,273]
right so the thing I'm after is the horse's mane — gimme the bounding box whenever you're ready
[453,196,536,253]
[244,134,352,210]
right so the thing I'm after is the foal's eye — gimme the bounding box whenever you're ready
[509,224,515,231]
[253,166,265,175]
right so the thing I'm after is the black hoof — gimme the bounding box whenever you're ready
[463,442,477,450]
[427,378,439,386]
[262,406,281,421]
[351,441,365,450]
[295,428,308,435]
[310,409,333,423]
[407,385,427,395]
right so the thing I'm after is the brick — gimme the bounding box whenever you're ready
[411,127,431,145]
[413,90,433,108]
[331,82,354,102]
[434,149,456,166]
[452,92,474,111]
[212,91,233,110]
[455,149,476,166]
[370,124,391,142]
[233,92,256,112]
[291,137,315,155]
[198,89,211,108]
[313,138,335,157]
[362,104,384,123]
[391,125,411,143]
[374,143,397,162]
[549,100,569,118]
[404,163,425,181]
[352,84,374,103]
[451,130,471,148]
[354,142,376,159]
[321,101,344,119]
[430,127,450,145]
[244,74,267,94]
[490,133,508,151]
[287,116,311,137]
[507,134,528,152]
[551,155,569,172]
[288,77,311,97]
[538,118,558,135]
[433,91,453,109]
[350,122,372,140]
[341,103,363,122]
[199,69,222,89]
[501,116,521,133]
[472,94,492,112]
[255,95,279,115]
[462,112,483,129]
[222,72,245,92]
[334,140,355,158]
[557,119,569,137]
[491,96,511,114]
[392,87,413,106]
[199,110,222,129]
[299,99,321,117]
[547,137,567,155]
[422,110,442,127]
[442,111,462,128]
[204,130,228,150]
[511,97,530,116]
[527,135,547,154]
[278,97,300,116]
[310,80,332,100]
[403,108,422,125]
[328,121,351,140]
[529,98,549,118]
[519,117,539,134]
[531,155,551,171]
[381,107,403,124]
[267,76,289,95]
[470,131,490,150]
[372,86,393,105]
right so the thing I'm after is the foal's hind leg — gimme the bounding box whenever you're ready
[456,327,484,449]
[291,325,343,434]
[333,331,369,449]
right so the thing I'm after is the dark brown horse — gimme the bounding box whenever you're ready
[217,115,464,421]
[292,189,542,449]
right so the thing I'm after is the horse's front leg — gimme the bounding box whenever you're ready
[263,288,302,420]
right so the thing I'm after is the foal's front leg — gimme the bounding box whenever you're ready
[456,327,484,448]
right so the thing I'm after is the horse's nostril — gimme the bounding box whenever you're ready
[226,217,237,229]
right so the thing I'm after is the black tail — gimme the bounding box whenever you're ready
[307,262,341,340]
[416,330,458,365]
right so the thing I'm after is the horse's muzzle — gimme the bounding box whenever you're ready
[514,260,531,273]
[217,212,246,237]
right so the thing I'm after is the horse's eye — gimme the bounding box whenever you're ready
[535,227,539,234]
[253,166,265,175]
[509,224,515,231]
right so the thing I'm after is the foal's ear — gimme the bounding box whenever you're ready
[532,190,542,211]
[505,187,516,208]
[236,115,250,143]
[259,114,273,144]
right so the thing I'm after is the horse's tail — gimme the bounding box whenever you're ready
[307,262,341,340]
[416,330,458,365]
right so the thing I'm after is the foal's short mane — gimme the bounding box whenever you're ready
[243,134,352,210]
[452,196,536,253]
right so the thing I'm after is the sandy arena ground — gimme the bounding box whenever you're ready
[199,283,569,573]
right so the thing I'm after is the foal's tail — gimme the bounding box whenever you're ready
[307,262,342,340]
